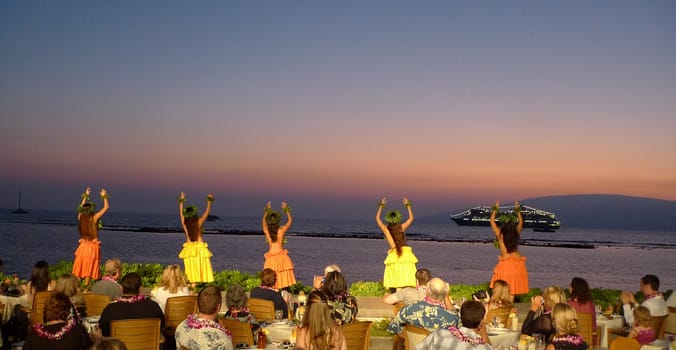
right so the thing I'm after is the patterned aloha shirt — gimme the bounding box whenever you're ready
[387,299,459,334]
[175,316,234,350]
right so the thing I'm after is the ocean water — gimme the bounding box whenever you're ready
[1,209,674,292]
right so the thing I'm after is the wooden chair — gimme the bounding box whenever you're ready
[650,314,668,339]
[485,307,511,328]
[342,320,373,350]
[163,295,198,337]
[403,324,430,350]
[219,318,255,347]
[83,293,111,316]
[29,290,58,325]
[609,336,640,350]
[577,312,597,350]
[247,298,275,322]
[392,303,406,350]
[111,318,162,350]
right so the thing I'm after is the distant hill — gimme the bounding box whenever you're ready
[420,194,676,231]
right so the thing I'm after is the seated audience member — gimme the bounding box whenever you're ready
[176,285,233,350]
[91,258,123,299]
[546,303,588,350]
[416,300,492,350]
[629,306,656,345]
[383,268,432,305]
[521,285,566,342]
[313,264,341,289]
[250,268,288,319]
[151,264,191,313]
[92,338,128,350]
[23,292,93,350]
[223,283,259,331]
[55,273,84,320]
[98,272,165,336]
[567,277,596,345]
[387,277,459,335]
[621,274,668,326]
[487,279,513,310]
[320,271,358,325]
[295,290,347,350]
[25,260,57,307]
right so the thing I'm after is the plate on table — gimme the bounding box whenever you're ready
[86,316,100,323]
[487,326,510,334]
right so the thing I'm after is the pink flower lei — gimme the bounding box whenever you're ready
[186,314,232,338]
[33,317,77,341]
[102,275,118,283]
[116,294,148,303]
[552,334,584,346]
[424,296,446,308]
[259,285,278,292]
[447,326,485,345]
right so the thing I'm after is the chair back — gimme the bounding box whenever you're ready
[609,336,640,350]
[393,302,406,316]
[219,318,255,347]
[342,320,373,350]
[485,307,511,328]
[110,318,162,350]
[577,312,595,350]
[83,293,111,316]
[164,295,198,335]
[403,324,431,350]
[30,290,58,325]
[247,298,275,322]
[650,314,668,339]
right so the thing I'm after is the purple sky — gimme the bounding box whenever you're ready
[1,1,675,219]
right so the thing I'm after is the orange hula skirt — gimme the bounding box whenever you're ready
[72,239,101,280]
[490,254,529,295]
[264,249,296,290]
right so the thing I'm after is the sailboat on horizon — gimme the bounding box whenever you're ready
[12,192,28,214]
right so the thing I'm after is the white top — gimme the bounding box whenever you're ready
[623,294,668,326]
[151,286,191,313]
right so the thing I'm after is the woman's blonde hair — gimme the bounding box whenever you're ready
[301,290,338,350]
[552,303,580,335]
[633,306,651,327]
[489,280,513,309]
[543,285,566,310]
[160,265,187,294]
[55,273,80,297]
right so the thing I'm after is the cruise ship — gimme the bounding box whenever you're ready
[450,205,561,232]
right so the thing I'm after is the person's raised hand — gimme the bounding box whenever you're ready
[100,188,107,197]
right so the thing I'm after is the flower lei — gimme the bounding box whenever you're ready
[116,294,148,303]
[424,296,446,308]
[551,334,584,346]
[183,205,199,219]
[259,285,278,292]
[33,318,77,340]
[385,210,402,224]
[102,275,118,283]
[186,314,232,338]
[447,326,485,345]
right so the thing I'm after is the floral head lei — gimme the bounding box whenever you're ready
[183,205,199,219]
[492,204,521,225]
[265,208,281,225]
[385,210,402,224]
[78,202,96,215]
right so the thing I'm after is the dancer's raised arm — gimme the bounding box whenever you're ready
[93,188,109,222]
[375,197,395,248]
[401,197,414,231]
[77,187,91,220]
[490,200,501,237]
[515,201,524,234]
[262,201,272,242]
[178,192,188,237]
[278,201,293,240]
[199,194,214,227]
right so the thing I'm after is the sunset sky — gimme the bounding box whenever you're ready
[1,1,675,219]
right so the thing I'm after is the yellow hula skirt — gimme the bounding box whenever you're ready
[383,246,418,289]
[264,249,296,290]
[179,241,215,283]
[490,255,529,295]
[72,239,101,280]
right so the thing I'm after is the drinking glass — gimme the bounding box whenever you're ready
[275,309,284,321]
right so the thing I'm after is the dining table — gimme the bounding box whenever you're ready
[596,313,625,349]
[640,338,671,350]
[486,326,521,348]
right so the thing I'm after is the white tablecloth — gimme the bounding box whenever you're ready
[0,294,29,324]
[641,339,671,350]
[487,328,521,348]
[596,314,624,349]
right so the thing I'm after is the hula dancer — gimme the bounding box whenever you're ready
[178,192,215,284]
[262,201,296,290]
[375,197,418,289]
[72,187,109,286]
[489,200,529,296]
